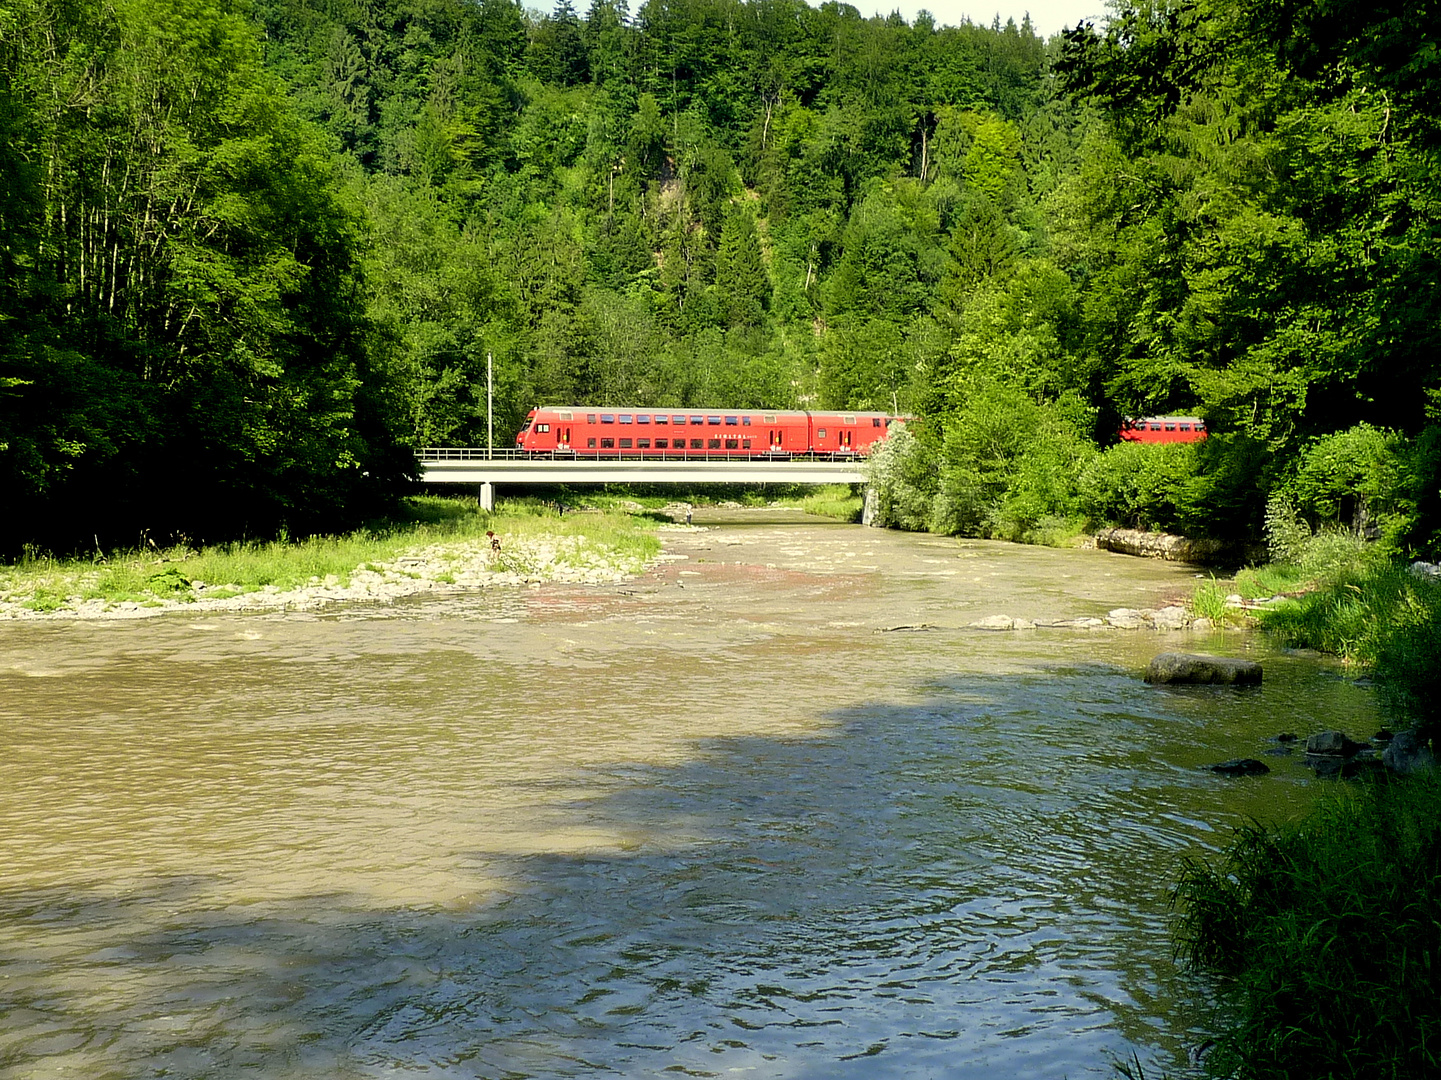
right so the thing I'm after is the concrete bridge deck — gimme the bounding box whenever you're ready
[417,449,868,486]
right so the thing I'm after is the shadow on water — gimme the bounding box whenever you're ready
[0,658,1370,1080]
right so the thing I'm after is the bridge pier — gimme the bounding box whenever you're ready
[478,482,494,512]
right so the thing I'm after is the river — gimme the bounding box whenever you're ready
[0,511,1379,1079]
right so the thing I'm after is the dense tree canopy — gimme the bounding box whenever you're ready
[1,0,1436,549]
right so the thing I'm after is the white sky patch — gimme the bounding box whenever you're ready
[826,0,1108,38]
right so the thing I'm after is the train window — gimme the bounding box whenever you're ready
[724,438,738,449]
[763,414,777,423]
[707,416,721,425]
[558,411,573,421]
[675,415,688,424]
[637,437,651,448]
[1165,423,1176,431]
[535,424,549,432]
[742,416,752,426]
[741,438,752,449]
[708,438,721,449]
[690,438,703,449]
[1149,423,1162,431]
[601,414,615,424]
[1198,423,1207,432]
[587,438,597,448]
[843,415,856,424]
[619,438,632,448]
[620,415,633,424]
[873,417,882,427]
[690,416,704,425]
[587,413,596,423]
[637,415,651,424]
[601,438,616,448]
[654,438,668,449]
[1179,424,1191,431]
[817,428,827,439]
[653,414,666,424]
[725,416,738,426]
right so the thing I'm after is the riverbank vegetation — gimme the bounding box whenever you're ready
[1173,776,1441,1079]
[1164,501,1441,1077]
[0,496,661,616]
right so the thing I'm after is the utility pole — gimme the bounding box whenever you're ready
[481,351,495,512]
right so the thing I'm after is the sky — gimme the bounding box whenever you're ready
[833,0,1108,37]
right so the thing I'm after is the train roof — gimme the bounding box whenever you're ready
[529,406,897,417]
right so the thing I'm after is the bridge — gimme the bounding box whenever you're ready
[417,449,868,509]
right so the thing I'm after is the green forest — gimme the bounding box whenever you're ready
[1,0,1437,550]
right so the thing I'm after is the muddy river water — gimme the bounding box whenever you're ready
[0,512,1380,1079]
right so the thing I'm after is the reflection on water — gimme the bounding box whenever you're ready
[0,518,1378,1078]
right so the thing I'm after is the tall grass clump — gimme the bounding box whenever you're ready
[1174,775,1441,1079]
[1187,577,1236,622]
[1259,563,1441,729]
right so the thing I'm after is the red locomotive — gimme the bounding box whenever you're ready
[1118,416,1208,444]
[515,407,899,456]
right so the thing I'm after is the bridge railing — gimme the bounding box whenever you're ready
[417,447,870,464]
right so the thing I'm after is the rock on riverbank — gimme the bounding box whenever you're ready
[969,605,1211,631]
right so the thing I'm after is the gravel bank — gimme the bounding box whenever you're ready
[0,527,689,621]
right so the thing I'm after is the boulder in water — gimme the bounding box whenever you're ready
[1144,652,1263,685]
[1306,730,1367,757]
[1382,730,1436,775]
[1152,605,1190,630]
[1208,758,1270,776]
[972,615,1015,630]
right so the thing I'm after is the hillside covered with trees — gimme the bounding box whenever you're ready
[1,0,1437,551]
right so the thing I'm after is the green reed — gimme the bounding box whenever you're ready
[1173,774,1441,1079]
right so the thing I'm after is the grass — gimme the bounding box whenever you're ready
[793,484,864,522]
[1232,562,1306,599]
[1258,561,1441,726]
[1019,515,1093,548]
[1173,774,1441,1079]
[1187,577,1238,623]
[0,495,662,614]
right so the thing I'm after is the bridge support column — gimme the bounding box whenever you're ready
[862,485,879,527]
[478,482,494,512]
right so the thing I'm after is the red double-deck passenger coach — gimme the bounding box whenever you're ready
[515,408,899,456]
[1118,416,1209,444]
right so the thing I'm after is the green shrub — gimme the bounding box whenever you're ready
[865,423,938,530]
[1173,434,1273,539]
[1174,775,1441,1079]
[1391,424,1441,557]
[1077,441,1198,532]
[929,385,1094,537]
[1263,494,1311,564]
[1285,423,1402,534]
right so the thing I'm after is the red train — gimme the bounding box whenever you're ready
[515,407,899,456]
[1119,415,1209,444]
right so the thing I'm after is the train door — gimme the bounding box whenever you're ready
[560,426,572,449]
[839,430,853,451]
